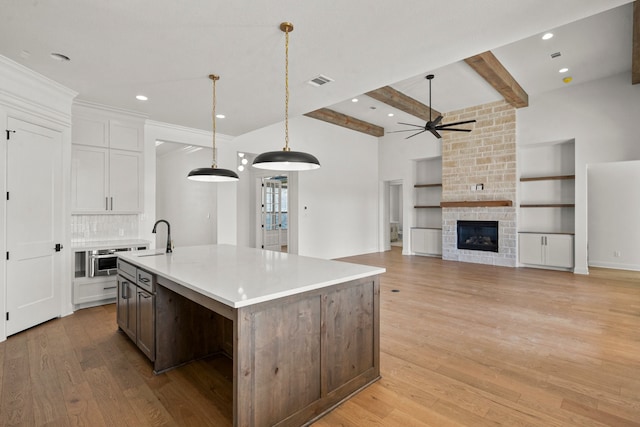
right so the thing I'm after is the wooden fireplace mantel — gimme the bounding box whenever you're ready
[440,200,513,208]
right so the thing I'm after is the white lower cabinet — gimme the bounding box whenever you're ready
[519,233,574,269]
[411,228,442,256]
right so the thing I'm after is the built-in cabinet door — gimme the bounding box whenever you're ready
[109,120,143,151]
[137,289,155,361]
[545,234,574,268]
[71,145,109,212]
[117,277,137,342]
[411,228,442,256]
[519,233,544,265]
[519,233,574,269]
[109,150,143,213]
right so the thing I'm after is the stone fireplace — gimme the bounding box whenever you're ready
[440,100,517,267]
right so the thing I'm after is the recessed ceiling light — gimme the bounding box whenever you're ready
[238,165,245,172]
[50,52,70,62]
[238,152,245,158]
[241,158,248,165]
[136,95,148,101]
[155,140,165,146]
[388,113,394,117]
[351,98,359,103]
[370,106,377,110]
[542,33,554,40]
[559,68,569,73]
[216,114,225,119]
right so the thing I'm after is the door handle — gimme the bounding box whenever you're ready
[54,243,63,252]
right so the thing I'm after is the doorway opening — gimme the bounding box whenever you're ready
[260,175,289,253]
[390,181,403,248]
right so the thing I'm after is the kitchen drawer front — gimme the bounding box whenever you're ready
[74,278,117,304]
[117,259,137,282]
[136,268,155,293]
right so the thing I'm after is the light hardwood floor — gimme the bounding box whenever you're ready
[1,247,639,426]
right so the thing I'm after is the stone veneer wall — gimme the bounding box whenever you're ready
[441,100,517,267]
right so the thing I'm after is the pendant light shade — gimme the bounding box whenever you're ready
[252,22,320,172]
[187,74,239,182]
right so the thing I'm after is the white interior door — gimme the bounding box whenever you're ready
[6,118,63,335]
[261,179,283,252]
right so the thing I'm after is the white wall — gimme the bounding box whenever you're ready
[587,160,640,270]
[143,121,237,247]
[517,71,640,274]
[156,145,218,248]
[379,131,442,254]
[232,116,380,260]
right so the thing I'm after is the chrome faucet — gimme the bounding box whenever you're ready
[152,219,172,253]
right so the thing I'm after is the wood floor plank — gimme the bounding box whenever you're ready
[1,247,639,426]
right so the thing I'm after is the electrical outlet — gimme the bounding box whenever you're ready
[477,183,484,191]
[470,185,476,192]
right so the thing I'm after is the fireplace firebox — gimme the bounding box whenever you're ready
[457,221,499,252]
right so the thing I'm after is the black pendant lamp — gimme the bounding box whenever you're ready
[187,74,239,182]
[253,22,320,171]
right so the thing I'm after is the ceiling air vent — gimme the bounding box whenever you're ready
[308,75,334,87]
[550,52,561,59]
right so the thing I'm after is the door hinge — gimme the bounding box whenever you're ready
[6,129,15,140]
[5,312,8,321]
[5,192,8,201]
[5,252,8,260]
[261,245,264,249]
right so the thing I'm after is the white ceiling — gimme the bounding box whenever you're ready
[0,0,633,137]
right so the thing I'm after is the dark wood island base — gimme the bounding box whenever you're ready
[153,274,380,427]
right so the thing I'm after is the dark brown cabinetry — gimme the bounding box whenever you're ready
[116,259,155,361]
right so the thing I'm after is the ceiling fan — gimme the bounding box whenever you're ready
[388,74,476,139]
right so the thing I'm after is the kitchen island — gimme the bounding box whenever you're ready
[117,244,385,427]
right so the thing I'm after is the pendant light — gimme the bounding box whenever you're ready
[187,74,239,182]
[253,22,320,171]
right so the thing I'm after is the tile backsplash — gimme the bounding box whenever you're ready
[71,214,139,243]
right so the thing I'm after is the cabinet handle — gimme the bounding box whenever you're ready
[104,286,117,290]
[138,276,150,283]
[121,282,127,299]
[110,197,113,211]
[140,293,152,299]
[106,197,109,211]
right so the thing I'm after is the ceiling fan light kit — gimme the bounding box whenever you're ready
[252,22,321,172]
[187,74,239,182]
[388,74,477,139]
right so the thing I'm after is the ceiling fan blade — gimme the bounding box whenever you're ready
[431,116,443,126]
[397,122,426,128]
[438,119,477,128]
[405,130,427,139]
[387,129,427,134]
[439,128,472,132]
[429,129,442,139]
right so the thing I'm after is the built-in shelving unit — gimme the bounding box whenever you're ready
[412,157,442,256]
[518,140,575,270]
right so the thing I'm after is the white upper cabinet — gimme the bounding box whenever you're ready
[71,103,145,213]
[109,119,143,152]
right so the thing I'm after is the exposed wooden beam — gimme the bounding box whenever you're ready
[365,86,440,122]
[304,108,384,137]
[633,0,640,84]
[464,51,529,108]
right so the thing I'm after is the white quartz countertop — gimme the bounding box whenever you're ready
[72,239,150,251]
[117,244,385,308]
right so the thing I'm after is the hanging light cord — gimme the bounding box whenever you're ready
[283,25,290,152]
[210,74,219,168]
